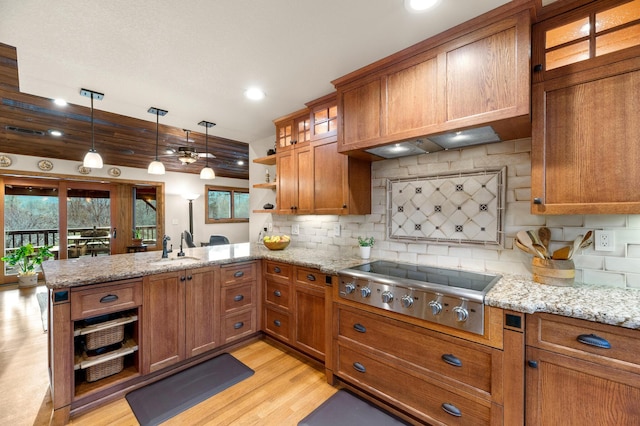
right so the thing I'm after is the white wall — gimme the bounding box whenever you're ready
[1,153,250,244]
[248,135,277,242]
[261,138,640,290]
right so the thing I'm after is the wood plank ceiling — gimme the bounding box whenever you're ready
[0,44,249,180]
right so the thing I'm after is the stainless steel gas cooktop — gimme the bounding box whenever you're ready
[337,261,501,335]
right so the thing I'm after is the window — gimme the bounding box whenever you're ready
[205,185,249,223]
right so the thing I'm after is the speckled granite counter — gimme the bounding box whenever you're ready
[42,243,640,330]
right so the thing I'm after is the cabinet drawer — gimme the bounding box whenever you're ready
[221,261,257,285]
[337,344,492,425]
[337,305,495,394]
[221,310,255,344]
[264,261,292,281]
[265,279,291,310]
[526,313,640,370]
[295,267,324,289]
[264,307,291,341]
[71,280,142,320]
[221,282,253,314]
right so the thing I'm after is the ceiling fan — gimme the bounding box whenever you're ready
[165,130,216,165]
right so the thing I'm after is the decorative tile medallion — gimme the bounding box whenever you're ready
[387,168,506,247]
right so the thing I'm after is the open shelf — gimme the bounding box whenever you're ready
[253,155,276,166]
[253,182,276,190]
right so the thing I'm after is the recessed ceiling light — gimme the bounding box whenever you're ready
[48,129,63,137]
[53,98,67,106]
[244,87,265,101]
[404,0,441,13]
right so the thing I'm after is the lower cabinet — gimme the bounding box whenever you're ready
[262,260,328,361]
[142,266,218,373]
[333,303,506,425]
[526,313,640,425]
[219,262,258,344]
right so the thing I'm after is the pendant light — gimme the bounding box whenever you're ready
[198,120,216,180]
[147,107,168,175]
[80,89,104,168]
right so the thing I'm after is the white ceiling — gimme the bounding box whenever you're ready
[0,0,510,144]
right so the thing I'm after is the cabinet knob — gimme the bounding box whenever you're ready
[533,64,543,72]
[274,319,281,327]
[274,266,281,273]
[233,270,244,278]
[533,197,543,205]
[352,362,366,373]
[274,290,282,297]
[342,204,347,209]
[234,294,244,302]
[186,275,192,281]
[233,322,244,330]
[306,274,316,281]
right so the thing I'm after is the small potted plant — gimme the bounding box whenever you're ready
[132,229,143,246]
[358,236,375,259]
[1,243,53,287]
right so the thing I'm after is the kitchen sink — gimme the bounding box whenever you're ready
[149,256,200,266]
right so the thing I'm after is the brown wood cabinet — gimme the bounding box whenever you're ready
[219,262,258,345]
[142,266,219,373]
[262,260,328,361]
[274,108,311,153]
[334,6,531,156]
[526,313,640,425]
[274,93,371,215]
[531,0,640,214]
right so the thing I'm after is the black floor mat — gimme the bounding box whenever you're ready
[126,353,254,426]
[298,390,411,426]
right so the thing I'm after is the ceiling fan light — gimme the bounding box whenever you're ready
[200,166,215,180]
[83,149,103,168]
[148,160,165,175]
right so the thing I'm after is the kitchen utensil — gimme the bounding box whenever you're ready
[517,231,544,259]
[571,234,584,259]
[533,243,550,259]
[515,238,538,256]
[527,230,543,247]
[538,227,551,249]
[551,245,572,260]
[580,231,593,249]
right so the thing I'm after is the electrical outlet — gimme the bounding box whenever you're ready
[594,230,615,252]
[291,224,300,235]
[333,223,341,237]
[267,223,273,232]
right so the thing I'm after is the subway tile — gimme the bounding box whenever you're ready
[471,248,500,260]
[437,256,460,269]
[581,269,626,287]
[605,256,640,274]
[473,152,530,168]
[437,150,462,162]
[427,244,449,255]
[416,254,439,265]
[625,273,640,289]
[458,258,486,272]
[448,247,473,259]
[486,260,530,276]
[573,255,604,270]
[514,188,531,201]
[486,140,515,154]
[407,243,428,254]
[449,159,475,171]
[513,163,531,177]
[584,215,627,228]
[627,244,640,258]
[398,252,418,263]
[514,138,532,153]
[628,215,640,228]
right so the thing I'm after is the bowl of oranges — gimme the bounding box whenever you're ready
[263,235,291,250]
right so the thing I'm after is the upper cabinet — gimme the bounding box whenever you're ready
[531,0,640,214]
[275,108,311,153]
[333,5,532,156]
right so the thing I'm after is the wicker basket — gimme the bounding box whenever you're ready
[85,325,124,350]
[86,356,124,382]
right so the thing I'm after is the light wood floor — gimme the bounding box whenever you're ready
[0,285,338,426]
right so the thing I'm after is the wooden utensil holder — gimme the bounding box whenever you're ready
[532,258,575,286]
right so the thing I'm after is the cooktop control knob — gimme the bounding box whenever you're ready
[381,291,394,304]
[400,295,414,308]
[429,300,442,316]
[361,287,371,298]
[344,283,356,294]
[453,305,469,322]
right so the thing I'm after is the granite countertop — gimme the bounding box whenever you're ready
[42,243,640,330]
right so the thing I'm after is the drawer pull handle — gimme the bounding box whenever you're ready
[577,333,611,349]
[442,403,462,417]
[234,294,244,302]
[233,322,244,330]
[99,294,118,304]
[441,354,462,367]
[274,290,282,297]
[274,266,281,273]
[353,323,367,333]
[306,274,316,282]
[274,319,281,327]
[234,271,244,278]
[353,362,366,373]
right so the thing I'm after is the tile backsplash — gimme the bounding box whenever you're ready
[267,138,640,289]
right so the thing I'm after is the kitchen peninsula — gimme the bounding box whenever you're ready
[43,244,640,425]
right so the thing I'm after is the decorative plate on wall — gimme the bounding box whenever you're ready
[108,167,121,177]
[77,165,91,175]
[37,159,53,171]
[0,155,12,167]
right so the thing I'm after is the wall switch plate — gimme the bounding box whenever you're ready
[333,223,341,237]
[291,224,300,235]
[267,223,273,232]
[594,230,615,252]
[171,218,178,225]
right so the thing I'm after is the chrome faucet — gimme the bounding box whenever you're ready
[162,235,171,258]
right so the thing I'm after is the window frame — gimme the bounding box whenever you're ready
[204,185,249,224]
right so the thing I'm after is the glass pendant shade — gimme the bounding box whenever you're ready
[199,166,215,179]
[148,160,165,175]
[83,149,103,168]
